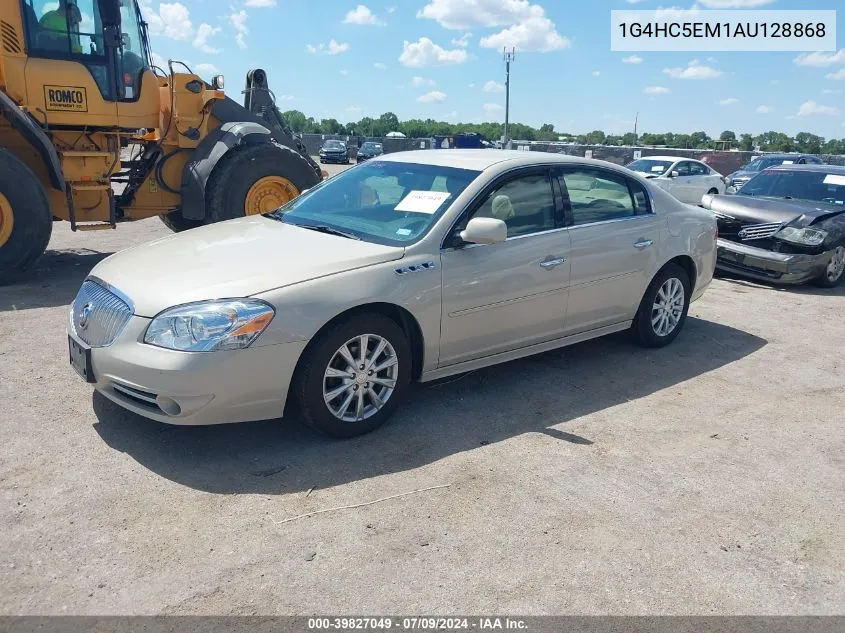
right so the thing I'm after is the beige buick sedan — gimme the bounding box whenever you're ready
[69,150,717,437]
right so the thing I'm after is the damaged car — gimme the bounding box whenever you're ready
[701,164,845,287]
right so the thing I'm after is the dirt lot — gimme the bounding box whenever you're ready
[0,161,843,614]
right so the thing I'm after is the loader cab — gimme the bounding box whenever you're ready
[21,0,150,101]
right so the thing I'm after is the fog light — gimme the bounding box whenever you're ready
[157,396,182,417]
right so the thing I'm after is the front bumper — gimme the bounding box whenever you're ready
[320,153,348,163]
[716,238,830,285]
[70,316,308,426]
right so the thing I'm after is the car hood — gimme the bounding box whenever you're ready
[703,194,845,227]
[728,170,755,181]
[89,216,405,317]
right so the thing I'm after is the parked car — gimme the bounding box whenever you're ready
[319,140,349,164]
[68,151,716,438]
[356,141,383,163]
[626,156,726,204]
[701,164,845,287]
[725,154,823,193]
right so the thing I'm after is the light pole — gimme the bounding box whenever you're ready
[503,47,515,146]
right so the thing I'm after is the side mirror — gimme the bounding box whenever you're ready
[459,217,507,245]
[670,170,680,178]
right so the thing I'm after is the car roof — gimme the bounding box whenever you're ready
[633,155,698,163]
[756,153,813,158]
[376,149,640,171]
[766,164,845,174]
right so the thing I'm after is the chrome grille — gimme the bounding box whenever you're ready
[738,222,783,242]
[70,279,133,347]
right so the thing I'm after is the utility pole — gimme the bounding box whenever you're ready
[633,112,639,139]
[503,47,515,146]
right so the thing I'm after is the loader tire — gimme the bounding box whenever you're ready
[205,142,320,223]
[0,149,52,285]
[159,208,203,233]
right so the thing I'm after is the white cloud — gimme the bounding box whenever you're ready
[399,38,468,67]
[794,49,845,67]
[419,0,568,53]
[826,69,845,80]
[417,90,447,103]
[151,52,167,69]
[592,70,601,77]
[193,23,221,53]
[229,10,248,49]
[445,110,458,120]
[797,100,841,117]
[452,32,472,47]
[480,17,570,52]
[644,86,670,95]
[387,6,396,13]
[756,105,774,113]
[245,0,276,7]
[719,98,740,106]
[822,89,842,95]
[195,63,219,76]
[698,0,774,6]
[411,76,436,87]
[467,83,476,88]
[622,55,643,64]
[663,60,722,80]
[276,95,295,101]
[483,80,504,92]
[625,0,644,3]
[707,56,718,63]
[142,2,193,41]
[483,103,504,113]
[373,62,387,69]
[307,39,351,55]
[340,69,349,76]
[344,5,385,26]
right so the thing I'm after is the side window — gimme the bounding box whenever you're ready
[561,169,636,225]
[674,162,692,176]
[689,162,708,176]
[26,0,100,56]
[628,180,652,215]
[806,156,823,165]
[472,173,555,238]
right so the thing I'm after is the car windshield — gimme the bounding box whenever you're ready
[627,159,674,176]
[324,141,345,149]
[739,170,845,205]
[267,161,481,245]
[362,143,382,152]
[743,156,797,172]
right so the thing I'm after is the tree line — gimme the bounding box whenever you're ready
[282,109,845,155]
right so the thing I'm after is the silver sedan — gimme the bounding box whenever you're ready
[68,150,717,438]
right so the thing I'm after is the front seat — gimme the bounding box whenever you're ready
[491,194,515,221]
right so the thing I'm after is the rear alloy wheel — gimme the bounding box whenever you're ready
[814,244,845,288]
[632,263,691,348]
[293,314,411,438]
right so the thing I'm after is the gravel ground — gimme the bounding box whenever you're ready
[0,161,843,614]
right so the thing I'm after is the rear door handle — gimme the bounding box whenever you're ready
[539,257,566,269]
[633,239,653,250]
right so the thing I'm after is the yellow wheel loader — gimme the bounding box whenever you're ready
[0,0,324,284]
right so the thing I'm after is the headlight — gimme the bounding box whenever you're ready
[144,299,275,352]
[774,226,828,247]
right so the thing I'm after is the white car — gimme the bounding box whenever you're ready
[626,156,727,205]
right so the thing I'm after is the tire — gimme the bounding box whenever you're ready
[812,243,845,288]
[631,263,691,348]
[205,142,321,223]
[158,208,203,233]
[0,149,52,285]
[292,313,412,438]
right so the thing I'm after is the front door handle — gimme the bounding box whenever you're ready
[539,257,566,269]
[633,239,653,250]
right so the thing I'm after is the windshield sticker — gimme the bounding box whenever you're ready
[396,228,412,236]
[395,190,451,214]
[781,160,794,165]
[651,165,665,172]
[822,174,845,186]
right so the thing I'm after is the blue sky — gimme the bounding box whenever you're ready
[139,0,845,138]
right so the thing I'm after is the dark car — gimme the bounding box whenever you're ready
[356,141,383,163]
[726,154,823,193]
[701,165,845,287]
[319,140,350,164]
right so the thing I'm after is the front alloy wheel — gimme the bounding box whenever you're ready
[632,263,691,348]
[651,277,685,337]
[814,244,845,288]
[324,334,398,422]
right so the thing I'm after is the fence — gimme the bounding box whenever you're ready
[299,134,845,176]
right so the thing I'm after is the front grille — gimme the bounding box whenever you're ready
[70,279,133,347]
[737,222,783,242]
